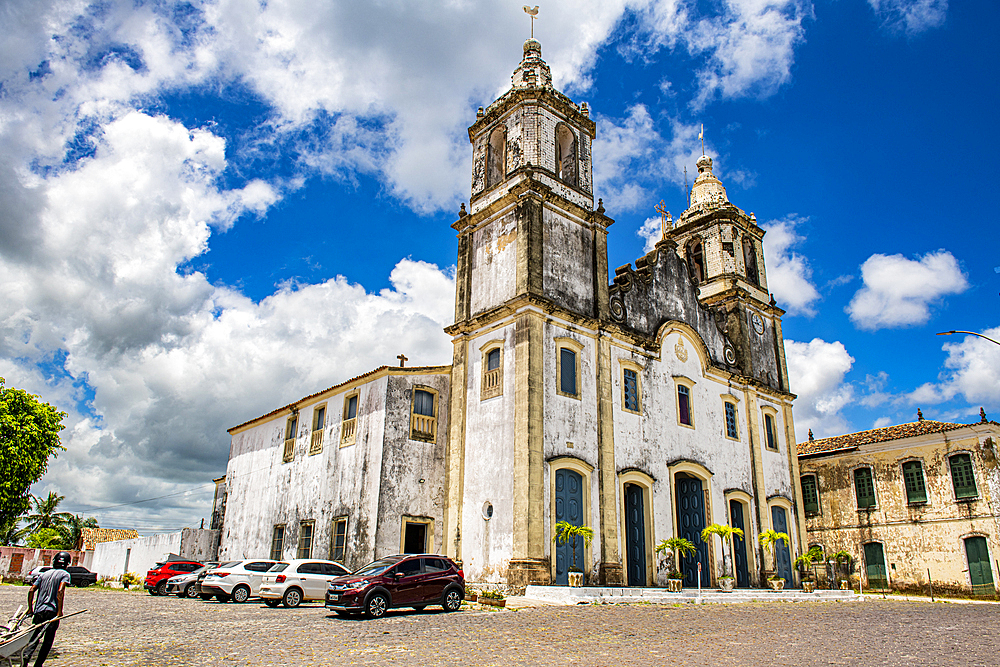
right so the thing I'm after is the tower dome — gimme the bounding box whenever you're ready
[511,38,552,89]
[688,155,729,209]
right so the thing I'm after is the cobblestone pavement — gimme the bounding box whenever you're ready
[2,586,997,666]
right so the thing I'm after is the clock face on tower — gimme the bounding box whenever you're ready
[750,311,765,336]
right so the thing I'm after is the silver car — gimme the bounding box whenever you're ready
[259,560,351,608]
[164,563,220,598]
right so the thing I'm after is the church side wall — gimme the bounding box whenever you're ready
[460,324,517,582]
[220,377,389,571]
[374,373,451,558]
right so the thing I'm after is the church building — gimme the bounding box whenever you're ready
[218,38,805,590]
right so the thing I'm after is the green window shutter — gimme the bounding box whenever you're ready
[950,454,978,499]
[801,475,819,514]
[902,461,927,503]
[854,467,876,508]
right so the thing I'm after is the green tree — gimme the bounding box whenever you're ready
[26,527,65,549]
[58,514,100,551]
[701,523,745,579]
[0,520,29,546]
[24,491,72,534]
[0,378,66,529]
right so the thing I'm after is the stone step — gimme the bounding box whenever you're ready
[523,584,861,606]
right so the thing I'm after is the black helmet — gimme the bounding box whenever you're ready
[52,552,71,569]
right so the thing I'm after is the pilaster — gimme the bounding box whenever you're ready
[596,333,624,584]
[444,337,468,562]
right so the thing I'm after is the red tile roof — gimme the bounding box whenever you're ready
[796,419,987,457]
[80,527,140,551]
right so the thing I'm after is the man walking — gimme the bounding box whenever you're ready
[25,551,72,666]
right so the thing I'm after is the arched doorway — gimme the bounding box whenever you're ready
[729,499,751,588]
[675,473,709,587]
[554,468,584,585]
[770,505,793,583]
[624,483,647,587]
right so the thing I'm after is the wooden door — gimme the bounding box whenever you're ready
[554,469,584,585]
[729,500,750,588]
[770,506,793,584]
[624,483,647,587]
[965,536,996,596]
[675,474,709,587]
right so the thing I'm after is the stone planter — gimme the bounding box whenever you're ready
[568,572,584,587]
[767,578,785,591]
[718,577,735,592]
[479,597,506,608]
[666,579,683,592]
[839,580,849,590]
[802,580,816,593]
[466,593,478,603]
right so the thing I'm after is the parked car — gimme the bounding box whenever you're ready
[259,559,352,608]
[144,560,204,595]
[200,559,278,603]
[24,565,97,588]
[163,562,220,598]
[325,554,464,618]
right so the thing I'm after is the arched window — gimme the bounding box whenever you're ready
[486,127,505,188]
[743,237,760,286]
[688,240,705,283]
[556,124,577,186]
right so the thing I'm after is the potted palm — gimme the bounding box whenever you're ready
[553,520,595,587]
[795,545,823,593]
[758,529,790,590]
[701,523,745,592]
[655,536,696,592]
[831,550,853,589]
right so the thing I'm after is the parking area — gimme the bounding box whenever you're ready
[2,585,998,666]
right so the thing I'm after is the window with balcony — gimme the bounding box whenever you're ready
[310,404,326,455]
[411,388,437,442]
[341,393,358,445]
[481,345,503,400]
[283,414,298,463]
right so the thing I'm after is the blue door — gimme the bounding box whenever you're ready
[729,500,750,588]
[554,469,584,585]
[624,483,647,587]
[771,506,793,584]
[675,474,709,587]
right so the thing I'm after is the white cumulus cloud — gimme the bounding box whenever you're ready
[785,338,855,442]
[846,250,968,331]
[761,215,820,316]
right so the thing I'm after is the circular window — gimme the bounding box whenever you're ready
[482,502,494,520]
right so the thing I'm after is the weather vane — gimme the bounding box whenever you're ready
[655,200,671,237]
[698,123,705,156]
[523,6,539,39]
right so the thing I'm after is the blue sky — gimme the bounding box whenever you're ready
[2,0,996,532]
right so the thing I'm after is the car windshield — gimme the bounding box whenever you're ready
[352,559,398,577]
[191,566,212,575]
[268,563,290,572]
[218,561,241,568]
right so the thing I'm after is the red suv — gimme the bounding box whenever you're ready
[326,554,464,618]
[145,560,204,595]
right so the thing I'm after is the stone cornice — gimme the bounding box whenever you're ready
[468,87,596,141]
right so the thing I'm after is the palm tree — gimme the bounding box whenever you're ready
[24,492,72,534]
[553,520,594,572]
[58,514,99,551]
[758,529,790,579]
[655,536,696,578]
[0,520,28,546]
[700,523,745,580]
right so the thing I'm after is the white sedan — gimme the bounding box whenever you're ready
[260,559,351,607]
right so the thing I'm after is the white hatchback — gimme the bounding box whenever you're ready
[200,559,278,603]
[260,559,352,608]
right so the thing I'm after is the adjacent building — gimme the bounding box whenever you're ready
[217,38,806,589]
[797,411,1000,596]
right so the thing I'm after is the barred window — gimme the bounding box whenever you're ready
[724,402,738,439]
[623,368,639,412]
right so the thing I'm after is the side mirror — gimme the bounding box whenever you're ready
[394,572,404,579]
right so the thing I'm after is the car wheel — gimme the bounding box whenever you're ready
[283,588,303,608]
[184,584,199,599]
[76,580,88,588]
[148,589,159,596]
[365,593,388,619]
[442,588,462,612]
[200,593,213,601]
[215,593,231,602]
[156,580,169,596]
[264,599,280,608]
[231,585,251,603]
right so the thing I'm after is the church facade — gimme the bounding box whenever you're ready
[218,39,805,589]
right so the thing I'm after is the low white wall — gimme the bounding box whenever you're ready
[92,533,182,579]
[180,529,220,563]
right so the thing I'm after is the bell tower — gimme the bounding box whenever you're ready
[444,38,615,588]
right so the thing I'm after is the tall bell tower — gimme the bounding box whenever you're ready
[444,38,615,587]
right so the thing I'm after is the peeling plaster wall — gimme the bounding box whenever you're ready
[469,208,518,316]
[542,207,594,316]
[800,426,1000,593]
[460,324,517,582]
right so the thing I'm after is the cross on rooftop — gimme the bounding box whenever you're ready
[397,354,408,368]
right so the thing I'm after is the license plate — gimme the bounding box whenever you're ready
[331,595,341,603]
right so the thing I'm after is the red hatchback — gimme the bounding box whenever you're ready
[325,554,464,618]
[145,560,203,595]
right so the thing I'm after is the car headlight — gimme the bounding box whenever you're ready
[343,580,368,591]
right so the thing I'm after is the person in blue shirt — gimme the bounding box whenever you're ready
[25,551,72,667]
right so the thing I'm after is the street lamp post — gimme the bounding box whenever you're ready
[936,331,1000,347]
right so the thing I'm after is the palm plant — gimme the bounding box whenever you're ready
[553,521,594,572]
[24,492,72,534]
[758,529,790,580]
[0,520,29,546]
[655,536,696,579]
[58,514,99,551]
[794,545,824,581]
[700,523,745,580]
